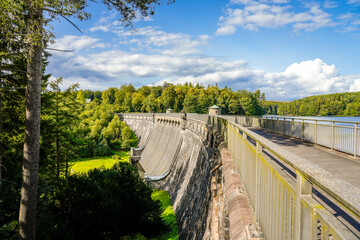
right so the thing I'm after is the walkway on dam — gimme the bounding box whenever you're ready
[245,126,360,189]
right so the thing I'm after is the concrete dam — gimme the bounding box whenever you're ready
[118,113,360,240]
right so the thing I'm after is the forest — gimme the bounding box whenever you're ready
[79,83,265,116]
[263,92,360,116]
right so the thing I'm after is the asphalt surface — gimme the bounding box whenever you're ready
[247,126,360,189]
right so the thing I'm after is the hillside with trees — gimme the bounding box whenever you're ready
[264,92,360,116]
[88,83,265,116]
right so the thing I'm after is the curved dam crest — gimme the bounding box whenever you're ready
[120,114,220,239]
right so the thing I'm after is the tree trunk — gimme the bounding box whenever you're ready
[0,90,2,189]
[18,4,43,240]
[56,97,60,177]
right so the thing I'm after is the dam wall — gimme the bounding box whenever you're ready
[119,113,257,240]
[119,113,221,239]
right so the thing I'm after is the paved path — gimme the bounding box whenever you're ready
[247,126,360,189]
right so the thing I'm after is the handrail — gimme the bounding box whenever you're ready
[219,116,360,218]
[262,115,360,125]
[236,115,360,157]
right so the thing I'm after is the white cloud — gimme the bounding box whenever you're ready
[216,1,335,34]
[90,25,210,56]
[154,58,356,100]
[51,35,106,54]
[323,0,338,9]
[348,0,360,4]
[346,75,360,91]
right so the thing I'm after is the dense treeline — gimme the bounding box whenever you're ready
[80,83,265,115]
[264,92,360,116]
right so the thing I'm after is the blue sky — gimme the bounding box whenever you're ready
[48,0,360,100]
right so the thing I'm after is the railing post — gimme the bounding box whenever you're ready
[241,132,247,182]
[354,123,358,157]
[294,171,313,240]
[284,118,286,135]
[151,112,155,124]
[302,119,304,141]
[331,121,334,150]
[314,120,318,144]
[255,141,262,223]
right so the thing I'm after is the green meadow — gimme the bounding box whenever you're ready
[69,151,130,174]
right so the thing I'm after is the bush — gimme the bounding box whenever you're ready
[121,139,132,150]
[76,141,96,158]
[110,138,122,149]
[94,138,112,156]
[37,162,167,239]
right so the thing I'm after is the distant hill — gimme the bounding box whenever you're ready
[263,92,360,116]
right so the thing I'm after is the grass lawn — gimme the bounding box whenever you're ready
[151,189,179,240]
[70,151,130,174]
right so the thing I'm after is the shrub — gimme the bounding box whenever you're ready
[37,162,167,239]
[94,138,112,156]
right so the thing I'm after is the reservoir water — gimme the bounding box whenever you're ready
[263,115,360,126]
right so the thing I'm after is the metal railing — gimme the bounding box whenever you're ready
[210,116,360,240]
[236,116,360,157]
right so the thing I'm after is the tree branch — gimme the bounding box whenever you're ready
[45,48,75,52]
[43,8,83,33]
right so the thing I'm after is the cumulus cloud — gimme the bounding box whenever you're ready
[346,75,360,91]
[154,58,356,100]
[216,0,335,34]
[51,35,106,52]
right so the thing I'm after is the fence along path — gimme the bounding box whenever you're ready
[210,115,360,240]
[236,116,360,157]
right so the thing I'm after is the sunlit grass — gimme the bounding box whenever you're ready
[70,151,130,174]
[151,189,179,240]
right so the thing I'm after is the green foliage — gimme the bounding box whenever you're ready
[76,89,86,104]
[70,151,129,174]
[151,190,179,240]
[111,83,264,115]
[0,220,18,240]
[265,92,360,116]
[37,162,167,240]
[41,77,81,178]
[94,138,112,156]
